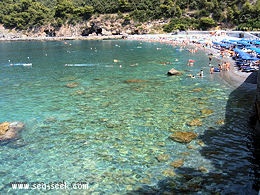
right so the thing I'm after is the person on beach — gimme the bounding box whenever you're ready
[222,62,227,71]
[220,49,225,59]
[208,54,213,62]
[218,64,222,71]
[226,62,230,71]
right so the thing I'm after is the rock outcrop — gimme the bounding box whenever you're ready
[81,23,102,36]
[167,68,182,76]
[0,14,168,39]
[0,121,25,141]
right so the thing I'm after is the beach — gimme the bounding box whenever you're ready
[126,33,257,89]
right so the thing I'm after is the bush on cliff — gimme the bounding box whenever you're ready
[0,0,260,32]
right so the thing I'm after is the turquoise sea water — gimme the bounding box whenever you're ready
[0,40,259,194]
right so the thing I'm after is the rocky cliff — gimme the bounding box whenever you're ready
[0,14,168,39]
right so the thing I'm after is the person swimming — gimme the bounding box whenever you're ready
[188,74,196,78]
[210,66,215,74]
[199,69,204,77]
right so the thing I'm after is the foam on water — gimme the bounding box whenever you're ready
[64,63,95,67]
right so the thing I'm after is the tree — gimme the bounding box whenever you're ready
[54,0,74,19]
[118,0,131,12]
[1,0,52,30]
[73,6,94,20]
[163,17,199,32]
[0,0,259,31]
[199,17,216,30]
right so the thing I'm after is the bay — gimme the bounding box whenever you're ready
[0,40,258,194]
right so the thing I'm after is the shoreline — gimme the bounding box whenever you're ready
[0,33,256,89]
[126,34,256,89]
[0,34,127,41]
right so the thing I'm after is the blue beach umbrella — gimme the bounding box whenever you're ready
[248,47,260,54]
[252,40,260,45]
[233,48,259,60]
[213,41,229,48]
[221,39,236,45]
[212,41,220,45]
[236,40,252,47]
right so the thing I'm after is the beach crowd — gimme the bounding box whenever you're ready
[127,32,259,84]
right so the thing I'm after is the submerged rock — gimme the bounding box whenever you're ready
[197,140,205,147]
[162,168,176,177]
[169,131,198,143]
[0,121,25,141]
[58,76,77,82]
[65,82,79,88]
[200,109,213,115]
[198,166,209,173]
[73,90,85,95]
[187,119,202,126]
[170,159,184,168]
[124,79,147,83]
[191,88,203,92]
[156,154,170,162]
[215,119,225,125]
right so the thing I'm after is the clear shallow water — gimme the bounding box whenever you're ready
[0,40,258,194]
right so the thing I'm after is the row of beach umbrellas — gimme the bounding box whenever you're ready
[213,38,260,61]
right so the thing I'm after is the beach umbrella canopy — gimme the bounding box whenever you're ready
[229,40,238,43]
[236,40,252,47]
[221,39,236,45]
[252,40,260,45]
[213,41,229,48]
[212,41,221,45]
[233,48,259,60]
[248,47,260,54]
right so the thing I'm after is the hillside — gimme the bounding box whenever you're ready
[0,0,260,38]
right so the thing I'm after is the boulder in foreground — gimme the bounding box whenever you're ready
[0,121,25,141]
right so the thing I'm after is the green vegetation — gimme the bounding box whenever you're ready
[0,0,260,31]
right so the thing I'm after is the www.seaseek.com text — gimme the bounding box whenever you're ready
[10,181,89,190]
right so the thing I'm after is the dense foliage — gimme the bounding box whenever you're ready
[0,0,259,31]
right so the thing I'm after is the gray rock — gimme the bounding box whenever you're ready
[0,121,25,141]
